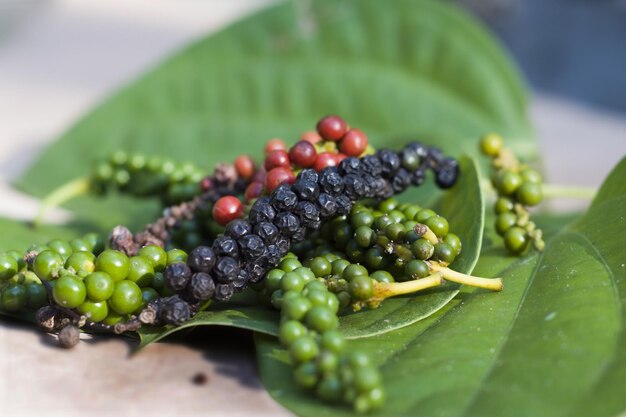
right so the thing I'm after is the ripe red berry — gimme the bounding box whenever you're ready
[265,167,295,191]
[289,140,317,168]
[316,115,348,141]
[314,152,339,172]
[234,155,255,179]
[300,131,322,144]
[264,150,290,171]
[244,182,264,202]
[339,128,368,156]
[213,196,244,226]
[264,138,287,155]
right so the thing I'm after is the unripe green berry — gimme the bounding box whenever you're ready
[504,227,529,254]
[348,275,374,301]
[480,133,503,156]
[496,170,522,196]
[496,212,518,235]
[53,275,87,308]
[516,182,543,206]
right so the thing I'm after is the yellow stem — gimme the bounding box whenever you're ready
[373,273,444,300]
[430,264,503,292]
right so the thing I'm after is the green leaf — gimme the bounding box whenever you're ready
[138,305,280,349]
[16,0,531,236]
[136,155,484,345]
[0,217,86,250]
[256,156,626,417]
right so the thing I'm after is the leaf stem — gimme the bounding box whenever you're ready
[34,177,90,227]
[429,263,503,291]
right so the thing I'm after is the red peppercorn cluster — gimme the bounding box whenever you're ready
[212,115,371,226]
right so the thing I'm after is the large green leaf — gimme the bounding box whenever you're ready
[16,0,531,236]
[256,157,626,417]
[137,155,484,345]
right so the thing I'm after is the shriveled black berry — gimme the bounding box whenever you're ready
[292,226,307,243]
[275,237,291,257]
[159,296,190,325]
[343,174,367,199]
[427,147,445,169]
[274,212,300,237]
[338,157,361,176]
[248,197,276,225]
[188,272,216,301]
[266,244,283,267]
[233,269,249,290]
[270,184,298,211]
[317,193,337,219]
[435,157,459,189]
[224,219,252,240]
[391,168,412,193]
[293,178,320,202]
[212,236,239,259]
[360,155,382,177]
[335,195,353,215]
[310,219,322,230]
[214,283,235,302]
[377,149,401,177]
[297,168,318,184]
[187,246,216,273]
[238,234,266,260]
[213,256,239,284]
[361,174,377,197]
[254,221,279,244]
[318,167,344,196]
[295,201,320,227]
[164,262,192,291]
[246,258,269,283]
[411,166,427,186]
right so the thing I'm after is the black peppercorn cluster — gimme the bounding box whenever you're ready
[147,142,459,325]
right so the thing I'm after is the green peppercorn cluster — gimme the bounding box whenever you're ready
[0,235,189,327]
[262,255,384,413]
[0,233,100,314]
[299,198,461,281]
[92,151,205,206]
[480,133,545,253]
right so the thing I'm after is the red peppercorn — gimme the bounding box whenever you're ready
[265,167,295,191]
[244,182,264,202]
[314,152,339,172]
[288,140,317,168]
[316,115,348,141]
[264,138,287,155]
[212,196,244,226]
[339,128,368,156]
[264,150,291,171]
[234,155,255,180]
[300,131,322,144]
